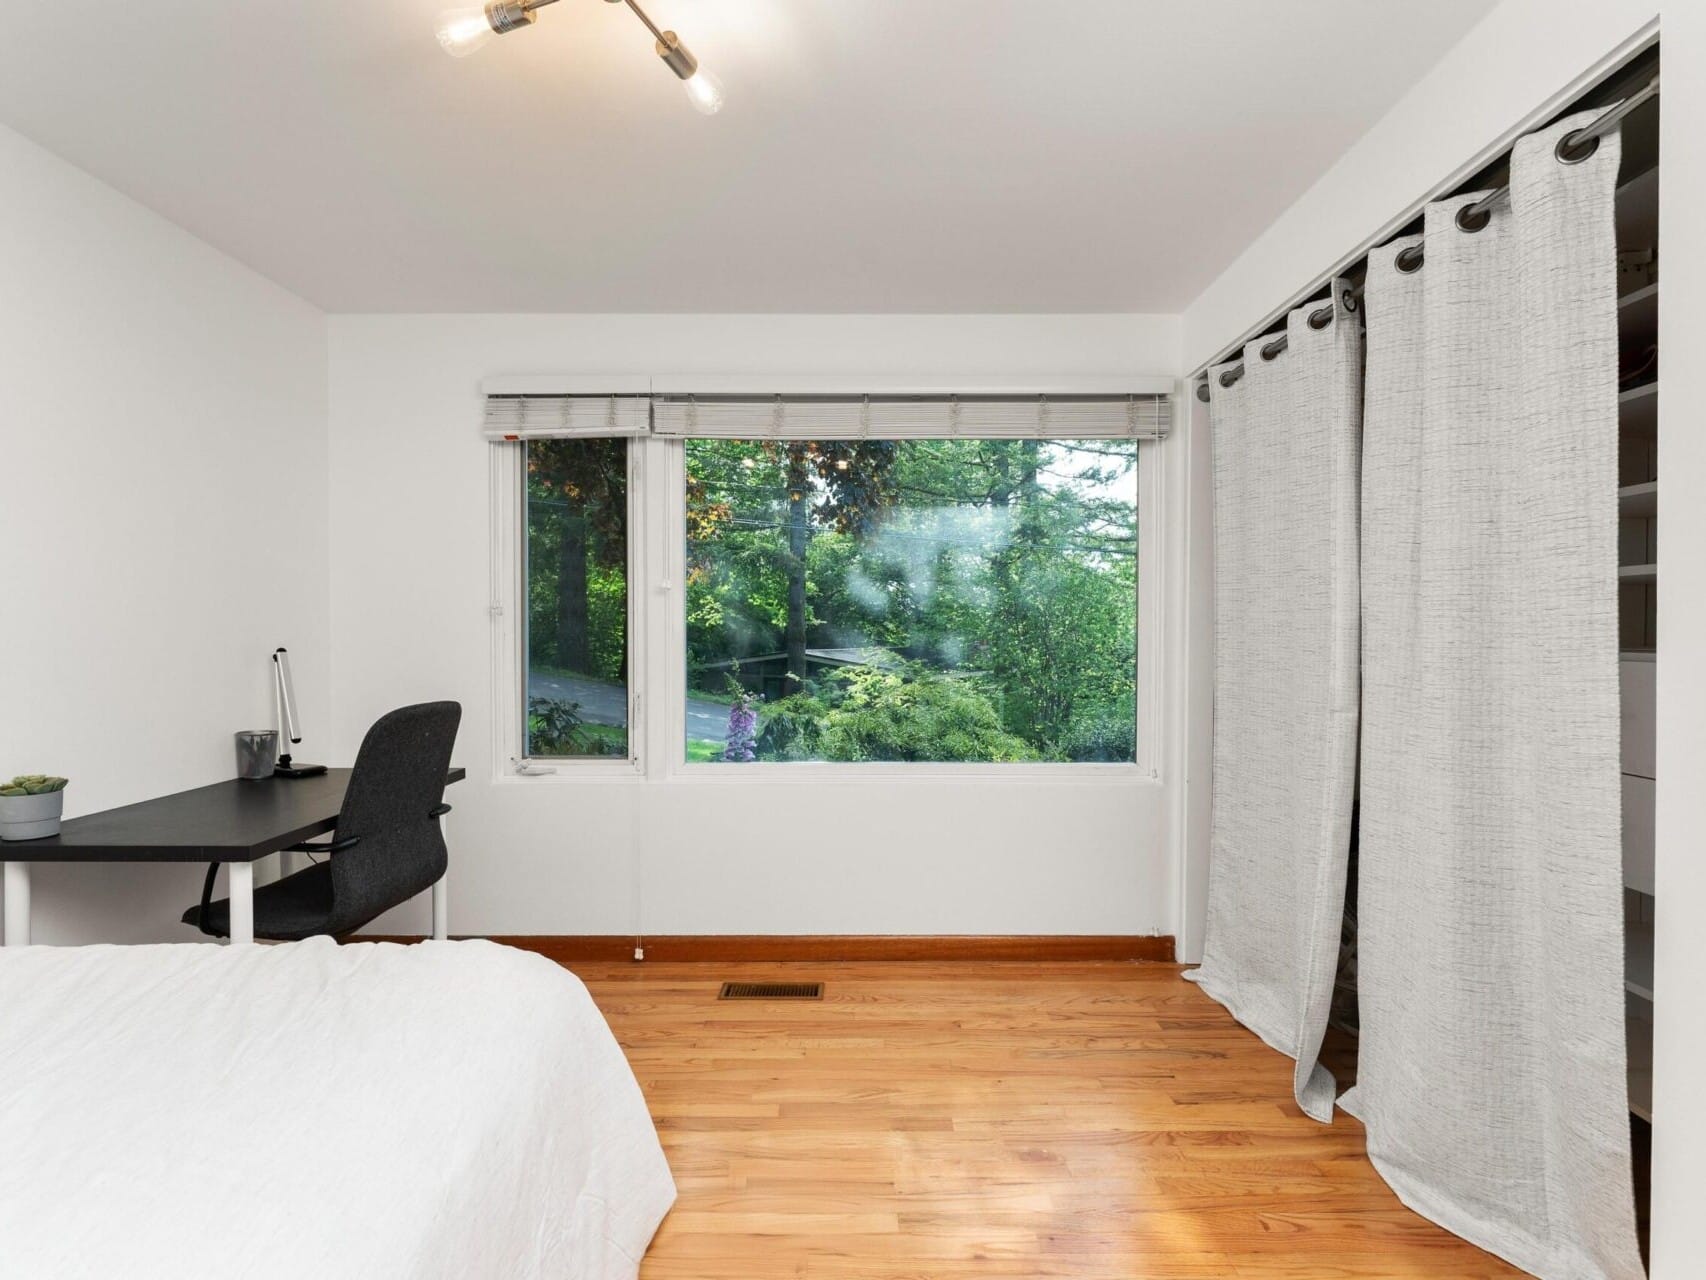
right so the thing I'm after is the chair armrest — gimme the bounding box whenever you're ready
[428,803,452,819]
[284,835,361,855]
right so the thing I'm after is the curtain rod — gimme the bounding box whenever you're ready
[1195,75,1660,403]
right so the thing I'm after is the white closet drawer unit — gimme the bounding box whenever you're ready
[1620,655,1656,779]
[1623,774,1656,895]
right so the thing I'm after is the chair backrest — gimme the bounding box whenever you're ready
[328,701,461,933]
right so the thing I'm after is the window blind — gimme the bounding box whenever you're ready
[480,394,652,441]
[480,392,1171,440]
[650,393,1170,440]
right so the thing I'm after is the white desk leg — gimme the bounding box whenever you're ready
[2,862,30,947]
[431,812,450,942]
[227,861,254,945]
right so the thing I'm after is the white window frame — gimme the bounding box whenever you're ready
[491,374,1170,785]
[489,416,650,781]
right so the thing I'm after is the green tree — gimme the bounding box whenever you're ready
[686,439,898,691]
[684,437,1137,762]
[528,438,627,678]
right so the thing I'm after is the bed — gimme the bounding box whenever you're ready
[0,937,675,1279]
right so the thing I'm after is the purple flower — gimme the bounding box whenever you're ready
[723,695,759,762]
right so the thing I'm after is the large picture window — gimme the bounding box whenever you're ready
[490,388,1166,777]
[684,438,1138,764]
[524,437,629,758]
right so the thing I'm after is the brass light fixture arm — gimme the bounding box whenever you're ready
[608,0,698,80]
[462,0,711,96]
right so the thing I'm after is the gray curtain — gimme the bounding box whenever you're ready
[1188,282,1362,1122]
[1342,112,1642,1280]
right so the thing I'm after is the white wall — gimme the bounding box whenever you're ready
[1650,5,1706,1273]
[1178,2,1706,1269]
[0,122,329,944]
[1175,393,1214,964]
[1182,0,1660,374]
[327,313,1185,939]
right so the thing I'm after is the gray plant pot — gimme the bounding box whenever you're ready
[0,790,65,841]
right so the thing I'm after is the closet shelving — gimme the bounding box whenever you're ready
[1614,96,1658,1129]
[1619,383,1658,439]
[1617,480,1656,519]
[1618,282,1659,352]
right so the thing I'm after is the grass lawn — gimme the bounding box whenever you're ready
[686,686,743,709]
[529,722,629,758]
[686,739,725,763]
[582,724,628,751]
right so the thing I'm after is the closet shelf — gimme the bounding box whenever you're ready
[1620,564,1658,584]
[1619,481,1657,518]
[1619,283,1658,353]
[1626,917,1654,1001]
[1627,1008,1654,1122]
[1619,281,1659,310]
[1616,165,1659,250]
[1619,382,1658,439]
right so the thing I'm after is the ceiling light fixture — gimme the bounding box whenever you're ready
[436,0,724,115]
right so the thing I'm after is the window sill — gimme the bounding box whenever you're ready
[495,758,645,783]
[492,762,1158,785]
[668,763,1158,785]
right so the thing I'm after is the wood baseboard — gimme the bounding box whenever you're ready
[352,933,1177,963]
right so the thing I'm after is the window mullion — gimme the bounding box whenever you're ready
[627,438,643,771]
[490,442,526,777]
[640,434,686,780]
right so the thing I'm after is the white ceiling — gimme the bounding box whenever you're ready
[0,1,1497,313]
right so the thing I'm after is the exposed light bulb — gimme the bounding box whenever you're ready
[681,66,725,115]
[437,6,496,56]
[654,31,724,115]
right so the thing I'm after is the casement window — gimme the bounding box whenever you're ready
[487,386,1170,779]
[522,437,631,759]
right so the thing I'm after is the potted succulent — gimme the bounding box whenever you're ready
[0,775,69,841]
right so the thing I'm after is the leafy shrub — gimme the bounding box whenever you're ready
[758,665,1034,763]
[527,696,622,757]
[754,693,832,761]
[1057,700,1136,763]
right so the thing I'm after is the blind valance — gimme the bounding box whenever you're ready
[481,392,1171,441]
[480,394,652,440]
[650,394,1169,440]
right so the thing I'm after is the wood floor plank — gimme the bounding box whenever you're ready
[565,959,1525,1279]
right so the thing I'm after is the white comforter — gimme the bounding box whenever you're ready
[0,937,675,1279]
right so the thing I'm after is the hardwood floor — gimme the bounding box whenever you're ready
[568,959,1524,1279]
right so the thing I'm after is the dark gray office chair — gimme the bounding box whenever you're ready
[184,701,462,941]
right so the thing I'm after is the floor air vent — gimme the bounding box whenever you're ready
[719,981,824,1000]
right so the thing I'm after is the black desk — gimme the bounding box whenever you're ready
[0,768,465,946]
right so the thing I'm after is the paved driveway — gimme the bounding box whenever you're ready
[528,671,732,741]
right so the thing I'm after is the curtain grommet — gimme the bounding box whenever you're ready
[1556,130,1600,166]
[1395,245,1424,274]
[1260,337,1284,362]
[1307,305,1334,331]
[1456,203,1492,234]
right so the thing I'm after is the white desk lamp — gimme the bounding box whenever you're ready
[272,648,327,778]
